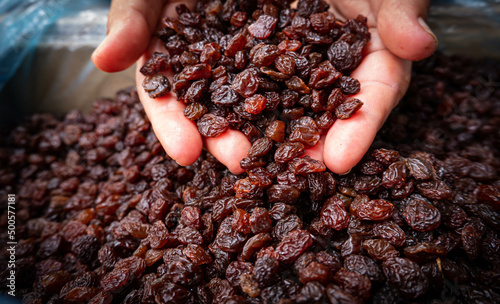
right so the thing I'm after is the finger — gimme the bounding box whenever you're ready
[162,0,251,173]
[205,131,251,175]
[323,32,411,174]
[377,0,437,61]
[136,64,203,166]
[91,0,166,72]
[328,0,376,26]
[133,0,205,165]
[305,136,325,162]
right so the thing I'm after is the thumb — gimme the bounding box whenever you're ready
[91,0,164,73]
[376,0,437,61]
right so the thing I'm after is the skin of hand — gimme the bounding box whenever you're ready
[91,0,438,175]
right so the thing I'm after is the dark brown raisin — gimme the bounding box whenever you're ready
[232,69,259,98]
[197,114,229,137]
[143,74,171,98]
[248,15,278,39]
[320,196,349,230]
[140,52,170,76]
[335,97,363,119]
[402,197,441,232]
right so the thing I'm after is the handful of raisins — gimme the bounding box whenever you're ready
[141,0,369,145]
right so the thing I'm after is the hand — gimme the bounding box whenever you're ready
[92,0,251,174]
[92,0,437,174]
[305,0,437,173]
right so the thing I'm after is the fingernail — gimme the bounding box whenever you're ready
[418,17,438,46]
[339,168,352,175]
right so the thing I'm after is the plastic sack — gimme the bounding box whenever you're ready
[0,0,135,123]
[0,0,79,91]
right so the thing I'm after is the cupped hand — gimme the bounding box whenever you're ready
[92,0,251,174]
[92,0,437,175]
[306,0,438,173]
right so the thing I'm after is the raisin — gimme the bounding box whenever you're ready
[225,260,253,288]
[333,268,371,300]
[274,142,305,163]
[142,74,171,98]
[184,102,208,120]
[177,227,203,245]
[184,63,212,80]
[381,160,407,189]
[382,257,429,299]
[308,61,341,89]
[355,199,393,221]
[140,52,170,76]
[354,174,381,192]
[232,69,259,98]
[362,239,399,261]
[335,97,363,119]
[373,221,406,247]
[224,33,247,57]
[276,230,313,263]
[274,54,296,75]
[181,206,202,229]
[403,242,447,263]
[197,114,229,137]
[251,44,280,67]
[337,76,361,95]
[402,197,441,232]
[266,184,301,204]
[148,221,169,249]
[326,284,363,304]
[246,137,272,158]
[232,208,251,234]
[289,116,320,147]
[183,244,213,265]
[328,40,354,72]
[234,177,264,198]
[315,111,336,129]
[310,12,334,34]
[248,15,278,39]
[263,121,284,143]
[344,254,383,282]
[249,207,273,234]
[288,156,326,175]
[230,11,248,27]
[215,217,248,253]
[416,180,453,200]
[404,157,434,180]
[212,85,239,106]
[299,261,331,285]
[155,283,192,304]
[180,51,199,67]
[245,94,267,115]
[184,79,208,104]
[320,196,349,230]
[201,42,221,65]
[100,269,130,292]
[253,255,279,288]
[285,76,311,94]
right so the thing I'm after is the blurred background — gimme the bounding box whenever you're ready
[0,0,499,123]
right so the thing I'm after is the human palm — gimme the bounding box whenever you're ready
[92,0,437,174]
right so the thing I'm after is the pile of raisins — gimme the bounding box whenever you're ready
[141,0,369,142]
[0,1,499,304]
